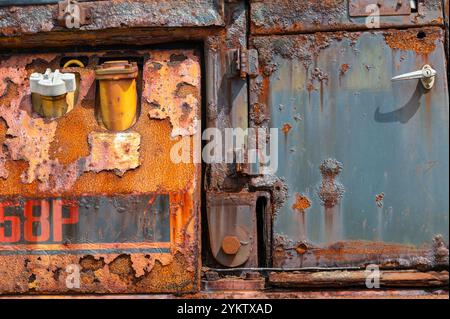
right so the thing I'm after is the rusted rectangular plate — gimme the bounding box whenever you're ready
[269,271,449,288]
[0,48,201,294]
[0,195,171,253]
[349,0,411,17]
[250,0,444,35]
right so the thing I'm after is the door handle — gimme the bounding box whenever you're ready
[391,64,437,90]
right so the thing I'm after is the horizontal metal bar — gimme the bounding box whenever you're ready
[0,0,95,6]
[0,0,59,6]
[207,266,363,272]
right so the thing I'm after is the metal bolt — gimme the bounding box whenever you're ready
[295,243,308,255]
[222,235,241,255]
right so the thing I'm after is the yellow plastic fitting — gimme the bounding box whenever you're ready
[95,61,138,131]
[41,94,68,118]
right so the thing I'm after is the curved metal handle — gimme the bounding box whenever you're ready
[391,64,437,90]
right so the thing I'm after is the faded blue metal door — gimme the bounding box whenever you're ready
[252,27,449,268]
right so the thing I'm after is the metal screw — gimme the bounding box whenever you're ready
[222,235,241,255]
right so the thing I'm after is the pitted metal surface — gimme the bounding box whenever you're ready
[250,0,444,35]
[0,0,224,37]
[0,49,201,294]
[0,0,448,296]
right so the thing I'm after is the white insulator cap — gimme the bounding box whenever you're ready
[29,69,76,97]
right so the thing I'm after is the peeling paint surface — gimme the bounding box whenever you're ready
[0,50,199,196]
[0,49,201,294]
[0,0,224,37]
[251,27,449,267]
[85,132,141,176]
[143,50,201,138]
[0,0,448,296]
[273,234,449,269]
[384,28,440,54]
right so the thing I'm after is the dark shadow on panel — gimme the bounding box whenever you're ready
[374,82,425,124]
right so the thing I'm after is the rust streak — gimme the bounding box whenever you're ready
[281,123,292,135]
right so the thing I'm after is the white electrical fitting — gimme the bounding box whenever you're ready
[29,68,76,97]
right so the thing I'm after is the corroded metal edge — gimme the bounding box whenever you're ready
[0,286,448,299]
[0,0,224,37]
[250,0,444,35]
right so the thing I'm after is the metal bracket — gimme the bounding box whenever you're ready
[227,48,259,79]
[57,0,92,29]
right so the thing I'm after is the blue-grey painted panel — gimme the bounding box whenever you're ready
[266,29,449,247]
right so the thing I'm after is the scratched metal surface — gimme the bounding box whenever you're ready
[254,28,449,249]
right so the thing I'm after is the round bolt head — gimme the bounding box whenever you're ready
[295,243,308,255]
[222,235,241,255]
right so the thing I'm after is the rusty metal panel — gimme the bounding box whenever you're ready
[0,0,224,37]
[250,0,444,35]
[269,270,449,288]
[0,49,201,294]
[250,27,449,268]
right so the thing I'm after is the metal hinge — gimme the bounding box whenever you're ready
[227,48,259,79]
[57,0,92,29]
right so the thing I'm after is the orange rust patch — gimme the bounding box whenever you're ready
[281,123,292,135]
[49,104,94,165]
[0,50,200,196]
[313,241,426,263]
[134,252,196,293]
[306,82,316,92]
[252,103,262,115]
[340,63,350,75]
[143,50,200,138]
[80,256,106,272]
[384,28,441,55]
[292,193,311,212]
[295,243,308,255]
[109,255,135,283]
[0,251,197,294]
[175,82,198,98]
